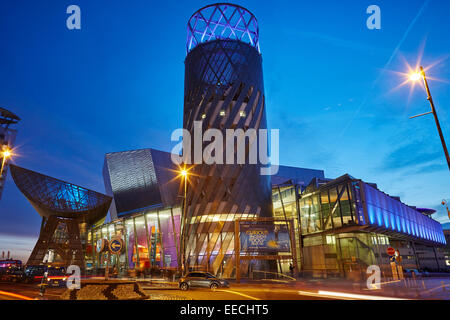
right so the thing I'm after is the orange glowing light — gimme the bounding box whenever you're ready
[2,148,12,158]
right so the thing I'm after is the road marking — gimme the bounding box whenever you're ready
[0,290,34,300]
[217,289,260,300]
[298,290,355,300]
[317,290,407,300]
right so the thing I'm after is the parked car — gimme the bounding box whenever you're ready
[179,272,229,291]
[22,265,67,287]
[22,265,47,284]
[0,266,24,282]
[45,266,67,287]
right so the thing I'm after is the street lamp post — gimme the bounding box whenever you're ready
[0,147,12,178]
[180,169,188,275]
[409,66,450,171]
[442,200,450,220]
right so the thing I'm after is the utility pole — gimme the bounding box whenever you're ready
[410,66,450,171]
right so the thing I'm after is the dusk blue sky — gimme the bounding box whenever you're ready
[0,0,449,261]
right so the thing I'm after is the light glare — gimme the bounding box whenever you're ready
[2,148,12,159]
[409,72,422,82]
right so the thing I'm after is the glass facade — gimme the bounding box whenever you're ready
[299,179,358,236]
[87,207,181,276]
[273,174,447,278]
[364,183,446,244]
[273,185,301,271]
[297,176,446,245]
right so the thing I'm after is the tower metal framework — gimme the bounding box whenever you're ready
[9,165,112,267]
[187,3,260,53]
[182,3,272,277]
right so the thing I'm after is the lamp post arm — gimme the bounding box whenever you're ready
[420,66,450,171]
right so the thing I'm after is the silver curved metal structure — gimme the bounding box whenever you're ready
[182,3,272,277]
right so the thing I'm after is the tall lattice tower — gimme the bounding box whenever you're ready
[182,3,272,277]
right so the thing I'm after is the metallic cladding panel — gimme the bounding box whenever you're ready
[272,165,325,187]
[184,40,272,215]
[148,149,180,207]
[103,158,118,220]
[104,149,162,217]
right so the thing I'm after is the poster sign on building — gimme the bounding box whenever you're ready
[240,223,291,253]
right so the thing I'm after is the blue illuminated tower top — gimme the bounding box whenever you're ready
[187,3,260,54]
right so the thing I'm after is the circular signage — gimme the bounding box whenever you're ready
[386,247,396,256]
[96,239,108,253]
[108,237,124,254]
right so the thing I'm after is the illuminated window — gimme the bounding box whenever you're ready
[220,110,225,116]
[371,236,378,245]
[201,114,206,119]
[326,235,336,245]
[240,110,246,117]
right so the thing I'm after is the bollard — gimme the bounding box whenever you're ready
[422,279,426,290]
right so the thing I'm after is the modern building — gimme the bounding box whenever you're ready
[273,173,448,279]
[86,3,448,280]
[182,3,273,276]
[96,155,321,278]
[0,107,20,200]
[95,149,448,279]
[100,148,182,274]
[9,165,112,268]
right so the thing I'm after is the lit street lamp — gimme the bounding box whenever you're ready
[409,66,450,171]
[0,147,12,178]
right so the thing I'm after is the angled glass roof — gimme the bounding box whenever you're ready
[10,165,111,225]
